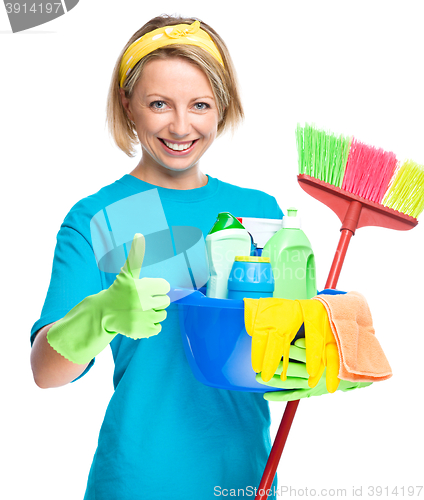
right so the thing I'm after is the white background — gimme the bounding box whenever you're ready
[1,1,423,498]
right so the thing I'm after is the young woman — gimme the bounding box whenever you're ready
[30,15,284,499]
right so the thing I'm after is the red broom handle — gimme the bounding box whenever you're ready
[324,229,354,288]
[254,399,300,499]
[325,200,362,288]
[255,200,362,500]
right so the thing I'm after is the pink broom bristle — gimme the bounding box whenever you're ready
[341,138,398,203]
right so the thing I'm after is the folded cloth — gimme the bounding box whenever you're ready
[313,291,392,383]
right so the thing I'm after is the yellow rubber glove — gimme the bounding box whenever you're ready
[297,299,340,393]
[243,298,303,383]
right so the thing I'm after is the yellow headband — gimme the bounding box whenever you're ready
[119,21,224,88]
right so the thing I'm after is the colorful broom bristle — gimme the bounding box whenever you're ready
[296,123,351,187]
[297,123,424,218]
[341,139,398,204]
[382,160,424,218]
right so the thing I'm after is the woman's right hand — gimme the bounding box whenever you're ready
[100,233,171,339]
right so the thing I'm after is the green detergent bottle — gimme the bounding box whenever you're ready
[206,212,251,299]
[261,208,316,299]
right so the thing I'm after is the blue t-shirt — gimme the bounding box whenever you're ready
[31,174,284,499]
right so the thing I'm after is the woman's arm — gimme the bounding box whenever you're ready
[30,322,90,389]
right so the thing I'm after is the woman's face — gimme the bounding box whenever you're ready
[121,57,219,174]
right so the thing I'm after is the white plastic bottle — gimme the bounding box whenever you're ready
[206,212,251,299]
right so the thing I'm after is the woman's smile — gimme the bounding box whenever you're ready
[159,138,199,155]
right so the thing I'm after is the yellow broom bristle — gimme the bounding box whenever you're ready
[382,160,424,218]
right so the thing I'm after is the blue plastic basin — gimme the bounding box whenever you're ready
[171,287,282,393]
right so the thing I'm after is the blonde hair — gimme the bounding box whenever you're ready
[106,14,244,157]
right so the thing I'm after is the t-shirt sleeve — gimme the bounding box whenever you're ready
[30,224,103,383]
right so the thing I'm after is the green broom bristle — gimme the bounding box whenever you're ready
[296,123,351,187]
[382,160,424,218]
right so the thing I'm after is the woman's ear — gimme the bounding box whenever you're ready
[119,88,134,123]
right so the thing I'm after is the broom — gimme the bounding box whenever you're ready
[255,123,424,500]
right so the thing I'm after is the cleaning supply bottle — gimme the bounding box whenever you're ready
[227,256,274,299]
[206,212,251,299]
[237,217,283,256]
[261,208,316,299]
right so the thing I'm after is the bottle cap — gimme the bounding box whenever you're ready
[208,212,245,234]
[234,256,271,263]
[282,207,301,228]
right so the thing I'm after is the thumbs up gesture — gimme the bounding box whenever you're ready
[47,233,171,365]
[102,233,171,338]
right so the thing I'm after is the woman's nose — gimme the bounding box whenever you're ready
[168,110,191,137]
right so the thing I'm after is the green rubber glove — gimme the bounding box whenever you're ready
[255,339,312,391]
[260,372,372,402]
[257,339,372,401]
[47,233,171,364]
[257,338,372,400]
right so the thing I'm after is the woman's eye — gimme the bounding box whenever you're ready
[194,102,210,111]
[150,101,167,110]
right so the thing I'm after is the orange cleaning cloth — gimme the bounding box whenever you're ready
[313,291,392,383]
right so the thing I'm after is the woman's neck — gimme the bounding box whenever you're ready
[129,162,208,190]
